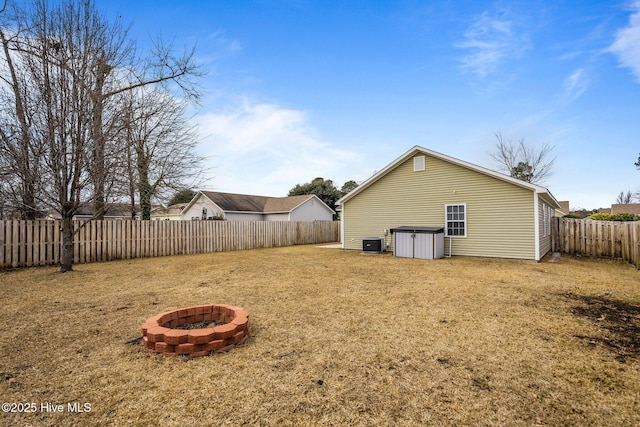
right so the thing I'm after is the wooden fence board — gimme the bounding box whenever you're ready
[0,220,339,269]
[552,217,640,269]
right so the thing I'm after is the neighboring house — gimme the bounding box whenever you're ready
[556,201,570,217]
[150,203,188,220]
[180,191,335,221]
[611,204,640,215]
[47,203,136,220]
[337,146,561,261]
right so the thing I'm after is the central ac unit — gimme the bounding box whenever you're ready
[362,237,384,253]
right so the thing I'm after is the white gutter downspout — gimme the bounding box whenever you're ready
[340,204,345,248]
[533,191,540,261]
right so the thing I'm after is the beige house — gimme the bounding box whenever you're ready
[337,146,560,261]
[150,203,188,220]
[180,191,335,221]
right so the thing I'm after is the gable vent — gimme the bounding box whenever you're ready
[414,155,426,171]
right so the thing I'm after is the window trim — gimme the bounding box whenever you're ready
[445,203,467,238]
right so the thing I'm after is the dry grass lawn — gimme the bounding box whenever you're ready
[1,245,639,426]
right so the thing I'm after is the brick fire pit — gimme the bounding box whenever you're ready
[141,304,250,357]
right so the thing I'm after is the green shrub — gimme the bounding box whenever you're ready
[588,213,640,221]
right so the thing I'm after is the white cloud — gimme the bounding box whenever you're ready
[563,68,588,100]
[195,100,362,196]
[610,1,640,81]
[456,9,530,78]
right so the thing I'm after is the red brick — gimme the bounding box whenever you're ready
[213,323,237,340]
[178,309,189,318]
[146,326,170,343]
[176,343,196,354]
[158,314,171,326]
[145,339,156,351]
[203,305,213,314]
[188,328,215,344]
[203,313,213,321]
[195,306,205,315]
[194,313,205,322]
[164,329,188,345]
[189,351,210,358]
[216,343,236,353]
[233,309,250,319]
[145,313,163,324]
[227,306,244,316]
[141,322,157,335]
[203,339,226,351]
[186,307,197,317]
[230,331,245,344]
[154,342,172,353]
[231,315,249,331]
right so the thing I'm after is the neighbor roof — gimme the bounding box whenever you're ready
[337,145,560,208]
[195,191,334,214]
[611,204,640,215]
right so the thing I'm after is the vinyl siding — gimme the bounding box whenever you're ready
[289,198,334,222]
[343,154,537,259]
[181,195,224,220]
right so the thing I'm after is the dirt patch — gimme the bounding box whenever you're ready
[172,320,224,330]
[564,293,640,362]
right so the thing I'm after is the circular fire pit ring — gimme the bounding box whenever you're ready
[141,304,250,357]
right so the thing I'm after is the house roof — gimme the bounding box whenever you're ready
[337,145,560,209]
[73,203,133,217]
[191,191,335,214]
[611,204,640,215]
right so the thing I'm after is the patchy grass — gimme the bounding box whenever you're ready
[1,246,639,426]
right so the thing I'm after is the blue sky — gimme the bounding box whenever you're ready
[103,0,640,210]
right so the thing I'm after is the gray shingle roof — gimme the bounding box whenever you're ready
[200,192,315,213]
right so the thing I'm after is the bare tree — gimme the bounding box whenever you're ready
[0,4,44,219]
[118,88,204,220]
[616,190,634,204]
[0,0,202,271]
[489,132,556,184]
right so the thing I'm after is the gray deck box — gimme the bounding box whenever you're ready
[390,226,445,259]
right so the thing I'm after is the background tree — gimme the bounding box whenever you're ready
[489,132,555,184]
[616,190,634,204]
[288,177,343,211]
[168,188,196,206]
[288,177,359,214]
[340,180,359,194]
[118,88,204,220]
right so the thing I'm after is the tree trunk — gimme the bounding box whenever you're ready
[138,167,152,220]
[60,215,74,272]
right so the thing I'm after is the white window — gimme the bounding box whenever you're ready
[445,204,466,237]
[414,155,426,171]
[542,203,553,236]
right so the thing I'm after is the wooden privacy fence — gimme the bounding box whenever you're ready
[0,220,340,268]
[552,217,640,269]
